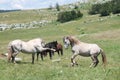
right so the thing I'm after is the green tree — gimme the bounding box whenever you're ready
[56,3,60,11]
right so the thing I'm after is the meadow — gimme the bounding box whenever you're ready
[0,8,120,80]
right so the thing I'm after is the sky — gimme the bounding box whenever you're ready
[0,0,88,10]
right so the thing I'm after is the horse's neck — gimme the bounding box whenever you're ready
[70,38,80,46]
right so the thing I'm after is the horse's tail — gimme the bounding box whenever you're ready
[100,49,107,67]
[7,43,14,62]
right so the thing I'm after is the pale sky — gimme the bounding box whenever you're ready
[0,0,88,10]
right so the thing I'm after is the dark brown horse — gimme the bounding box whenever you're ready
[36,41,58,61]
[37,41,63,61]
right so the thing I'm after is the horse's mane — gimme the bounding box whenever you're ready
[67,36,80,44]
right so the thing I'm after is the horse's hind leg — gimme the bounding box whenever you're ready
[49,51,52,60]
[94,56,99,67]
[90,55,99,67]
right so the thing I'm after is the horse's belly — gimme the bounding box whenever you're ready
[21,47,37,54]
[72,46,90,57]
[21,50,35,54]
[79,51,90,57]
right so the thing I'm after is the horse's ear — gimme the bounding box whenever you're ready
[66,36,69,39]
[55,40,57,43]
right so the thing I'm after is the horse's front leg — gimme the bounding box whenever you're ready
[32,53,35,64]
[49,51,52,60]
[71,53,78,66]
[40,52,44,61]
[57,50,60,56]
[61,49,63,56]
[36,52,39,61]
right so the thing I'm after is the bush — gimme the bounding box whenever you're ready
[88,3,102,15]
[112,0,120,14]
[99,2,112,16]
[57,10,83,23]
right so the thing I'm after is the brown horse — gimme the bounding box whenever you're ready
[55,43,63,56]
[37,42,63,61]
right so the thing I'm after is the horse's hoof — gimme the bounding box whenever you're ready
[76,63,78,66]
[71,63,74,67]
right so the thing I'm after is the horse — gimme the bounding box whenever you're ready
[55,43,63,56]
[36,41,63,61]
[63,36,107,67]
[36,41,58,61]
[7,38,55,64]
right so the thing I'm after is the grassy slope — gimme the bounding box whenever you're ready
[0,7,120,80]
[0,9,57,24]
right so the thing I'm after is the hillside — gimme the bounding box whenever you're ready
[0,9,57,24]
[0,1,120,80]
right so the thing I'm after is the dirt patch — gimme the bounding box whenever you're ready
[90,29,120,40]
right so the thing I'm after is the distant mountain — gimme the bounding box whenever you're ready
[0,9,21,13]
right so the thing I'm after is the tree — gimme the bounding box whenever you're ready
[56,3,60,11]
[48,5,53,10]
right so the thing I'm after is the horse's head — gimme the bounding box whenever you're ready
[63,36,71,49]
[45,41,58,49]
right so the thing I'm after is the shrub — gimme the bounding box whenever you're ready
[112,0,120,14]
[88,3,102,15]
[99,2,112,16]
[57,10,83,23]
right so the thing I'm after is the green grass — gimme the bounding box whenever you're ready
[0,9,120,80]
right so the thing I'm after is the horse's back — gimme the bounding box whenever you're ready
[57,43,63,49]
[28,38,42,42]
[28,38,44,46]
[8,39,22,47]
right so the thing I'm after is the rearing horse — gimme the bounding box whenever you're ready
[63,36,107,67]
[7,38,54,64]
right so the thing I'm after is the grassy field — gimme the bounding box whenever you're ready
[0,8,120,80]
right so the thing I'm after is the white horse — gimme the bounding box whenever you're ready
[7,38,54,64]
[63,36,107,67]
